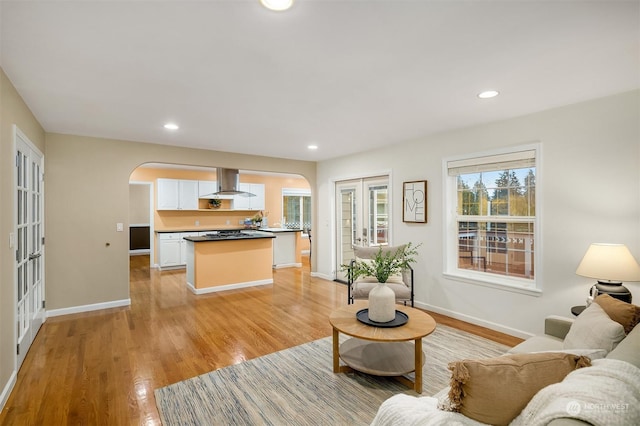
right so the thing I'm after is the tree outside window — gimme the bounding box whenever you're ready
[282,190,311,231]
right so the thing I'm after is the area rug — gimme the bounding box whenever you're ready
[155,324,510,425]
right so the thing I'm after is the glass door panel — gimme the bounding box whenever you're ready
[335,176,389,282]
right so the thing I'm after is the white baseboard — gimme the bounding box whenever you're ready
[129,249,150,255]
[186,279,273,295]
[0,370,17,412]
[273,263,302,269]
[47,299,131,318]
[415,302,534,340]
[310,271,333,281]
[158,265,186,271]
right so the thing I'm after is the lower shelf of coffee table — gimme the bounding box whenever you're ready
[339,337,425,376]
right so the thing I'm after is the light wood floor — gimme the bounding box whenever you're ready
[0,255,522,425]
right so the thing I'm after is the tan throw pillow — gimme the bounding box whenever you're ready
[447,353,591,426]
[594,294,640,334]
[563,302,626,353]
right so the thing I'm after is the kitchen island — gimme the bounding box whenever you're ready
[263,228,303,268]
[184,230,275,294]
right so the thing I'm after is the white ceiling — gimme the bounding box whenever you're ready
[1,1,638,162]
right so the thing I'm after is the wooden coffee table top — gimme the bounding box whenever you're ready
[329,301,436,342]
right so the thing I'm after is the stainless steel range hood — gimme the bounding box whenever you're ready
[205,168,255,197]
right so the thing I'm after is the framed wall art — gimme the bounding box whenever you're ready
[403,180,427,223]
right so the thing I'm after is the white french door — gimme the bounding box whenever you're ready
[15,127,45,370]
[335,176,389,282]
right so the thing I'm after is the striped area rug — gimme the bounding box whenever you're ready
[155,324,510,425]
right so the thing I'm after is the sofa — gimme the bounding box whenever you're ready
[371,294,640,426]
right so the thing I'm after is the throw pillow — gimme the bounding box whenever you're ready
[446,353,591,426]
[563,302,626,353]
[594,294,640,334]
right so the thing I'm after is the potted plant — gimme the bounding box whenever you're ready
[208,198,222,209]
[342,242,421,323]
[252,211,265,227]
[345,242,421,283]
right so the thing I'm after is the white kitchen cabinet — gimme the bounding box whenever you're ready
[179,232,199,264]
[233,183,265,210]
[198,180,216,198]
[159,233,182,268]
[159,232,199,269]
[157,178,198,210]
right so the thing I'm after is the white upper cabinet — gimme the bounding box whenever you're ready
[198,180,216,198]
[233,183,265,210]
[157,178,198,210]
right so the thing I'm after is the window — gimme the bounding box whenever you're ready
[282,188,311,231]
[369,185,388,245]
[444,146,540,293]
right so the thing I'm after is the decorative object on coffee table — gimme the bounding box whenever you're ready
[368,282,396,322]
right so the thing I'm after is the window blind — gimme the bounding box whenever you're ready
[447,150,535,176]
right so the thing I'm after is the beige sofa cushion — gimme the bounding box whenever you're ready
[353,244,406,259]
[507,334,564,354]
[446,353,591,426]
[563,302,626,353]
[594,294,640,334]
[607,323,640,369]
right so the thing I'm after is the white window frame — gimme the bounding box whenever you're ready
[442,143,543,296]
[282,188,311,236]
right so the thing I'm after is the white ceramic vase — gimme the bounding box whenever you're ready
[368,282,396,322]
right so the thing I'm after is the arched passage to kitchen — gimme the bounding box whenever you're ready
[127,163,312,294]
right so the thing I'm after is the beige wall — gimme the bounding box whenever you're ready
[0,69,46,405]
[128,184,150,225]
[44,133,316,312]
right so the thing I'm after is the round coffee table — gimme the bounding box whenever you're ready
[329,301,436,393]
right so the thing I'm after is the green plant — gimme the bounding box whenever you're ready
[208,198,221,208]
[342,242,421,283]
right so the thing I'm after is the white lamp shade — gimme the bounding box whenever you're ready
[576,243,640,282]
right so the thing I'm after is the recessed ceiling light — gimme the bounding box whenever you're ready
[478,90,499,99]
[260,0,294,11]
[163,123,179,130]
[308,145,318,150]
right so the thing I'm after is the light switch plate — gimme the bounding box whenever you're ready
[9,232,15,248]
[116,223,124,232]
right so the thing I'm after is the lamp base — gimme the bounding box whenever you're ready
[593,281,632,303]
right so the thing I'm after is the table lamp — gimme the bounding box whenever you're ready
[575,243,640,303]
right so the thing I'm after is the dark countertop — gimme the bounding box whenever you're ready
[262,228,303,233]
[156,228,244,233]
[184,230,276,242]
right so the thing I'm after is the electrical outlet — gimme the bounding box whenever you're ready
[116,223,124,232]
[226,220,230,225]
[195,220,200,226]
